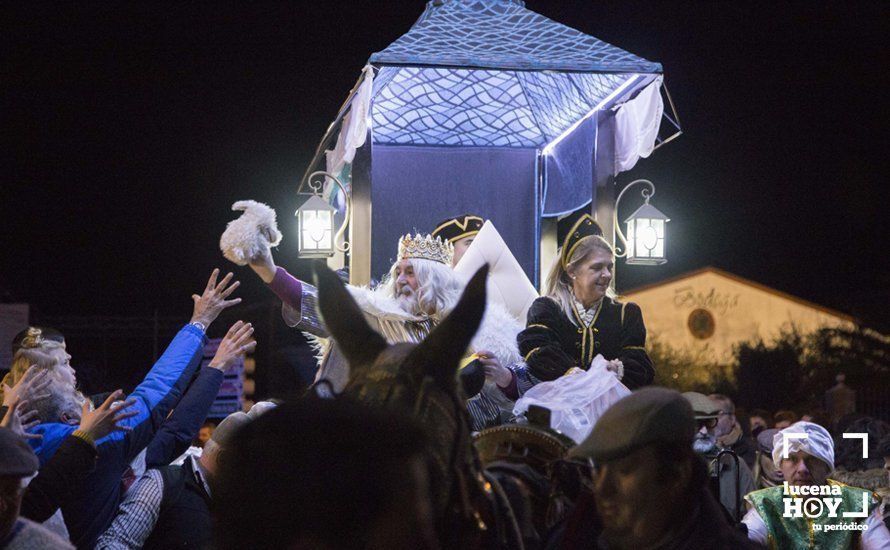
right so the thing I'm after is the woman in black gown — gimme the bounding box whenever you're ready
[502,215,654,398]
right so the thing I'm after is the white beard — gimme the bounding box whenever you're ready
[396,288,421,316]
[356,285,524,367]
[693,433,717,454]
[348,285,424,322]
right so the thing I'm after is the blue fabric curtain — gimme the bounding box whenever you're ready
[369,144,540,283]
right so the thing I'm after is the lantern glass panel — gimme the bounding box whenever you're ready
[639,222,658,254]
[651,218,665,259]
[301,209,332,252]
[652,218,665,238]
[652,232,664,258]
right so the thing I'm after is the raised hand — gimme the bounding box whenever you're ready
[248,239,277,284]
[2,365,52,409]
[208,321,257,372]
[190,268,242,328]
[1,399,43,440]
[77,390,138,442]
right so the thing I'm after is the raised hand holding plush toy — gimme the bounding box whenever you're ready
[219,200,283,266]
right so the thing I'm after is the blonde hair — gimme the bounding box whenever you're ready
[545,235,616,317]
[3,328,63,385]
[2,327,87,423]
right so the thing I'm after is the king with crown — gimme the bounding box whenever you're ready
[245,232,523,415]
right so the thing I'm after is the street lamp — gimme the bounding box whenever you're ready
[614,179,670,265]
[295,171,351,259]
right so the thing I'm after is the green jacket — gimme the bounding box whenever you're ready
[745,479,879,549]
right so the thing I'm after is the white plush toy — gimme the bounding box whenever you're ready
[220,200,283,266]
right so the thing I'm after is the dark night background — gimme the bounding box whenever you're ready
[2,1,888,386]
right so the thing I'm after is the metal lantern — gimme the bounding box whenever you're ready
[614,179,670,266]
[624,201,669,265]
[295,171,351,259]
[296,195,336,258]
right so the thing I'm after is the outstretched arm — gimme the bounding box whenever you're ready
[95,469,164,550]
[119,269,241,460]
[247,237,278,284]
[247,240,327,337]
[145,321,256,468]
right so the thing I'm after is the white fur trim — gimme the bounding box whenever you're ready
[472,300,523,367]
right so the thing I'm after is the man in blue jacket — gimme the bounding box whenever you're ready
[28,269,243,548]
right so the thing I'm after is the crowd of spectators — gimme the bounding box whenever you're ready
[1,267,888,549]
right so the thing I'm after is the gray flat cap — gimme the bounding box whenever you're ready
[570,387,695,462]
[0,427,39,477]
[682,392,721,419]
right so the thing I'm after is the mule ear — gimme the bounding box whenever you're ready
[406,264,489,388]
[314,264,387,369]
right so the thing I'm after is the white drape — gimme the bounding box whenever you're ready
[325,65,374,177]
[613,76,664,173]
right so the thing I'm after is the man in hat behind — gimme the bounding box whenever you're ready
[432,213,526,429]
[558,388,760,549]
[684,391,756,522]
[431,213,484,267]
[742,421,890,549]
[0,427,73,549]
[751,428,783,490]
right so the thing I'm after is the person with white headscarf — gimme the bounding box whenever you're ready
[742,421,890,549]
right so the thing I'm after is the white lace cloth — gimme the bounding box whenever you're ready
[513,355,630,443]
[572,295,600,327]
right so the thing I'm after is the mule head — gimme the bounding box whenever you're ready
[315,263,490,521]
[401,263,489,390]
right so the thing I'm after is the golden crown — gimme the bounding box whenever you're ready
[398,233,454,265]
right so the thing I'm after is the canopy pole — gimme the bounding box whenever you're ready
[652,80,683,151]
[298,66,377,189]
[349,130,373,286]
[593,109,617,247]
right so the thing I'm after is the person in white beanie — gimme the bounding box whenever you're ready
[742,421,890,549]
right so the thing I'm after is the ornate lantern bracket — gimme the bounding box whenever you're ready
[295,171,351,259]
[613,179,670,265]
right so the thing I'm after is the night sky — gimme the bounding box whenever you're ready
[3,1,888,331]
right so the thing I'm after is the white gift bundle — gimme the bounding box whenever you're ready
[513,355,631,444]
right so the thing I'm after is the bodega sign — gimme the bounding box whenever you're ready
[781,431,870,524]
